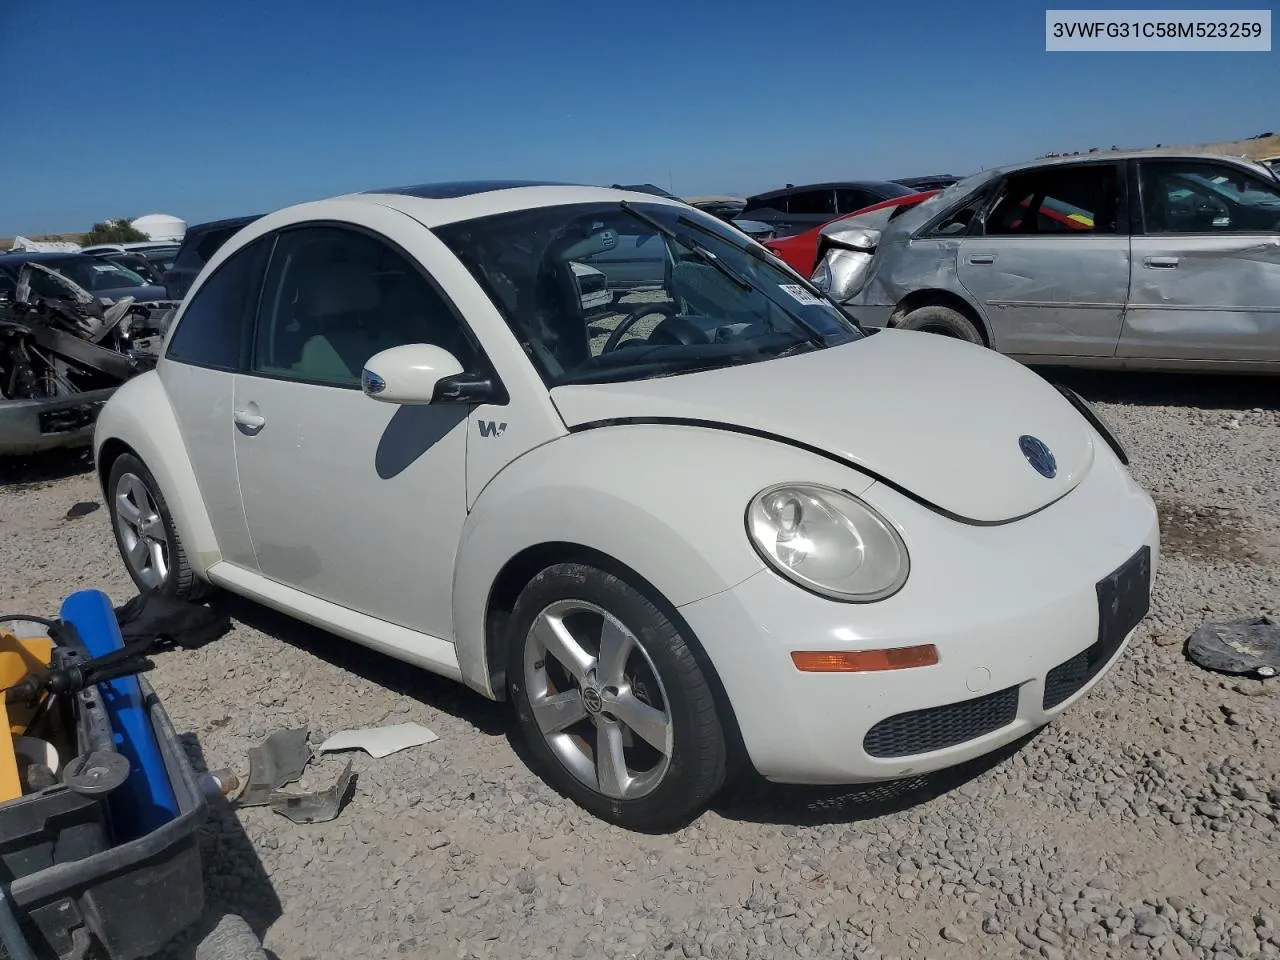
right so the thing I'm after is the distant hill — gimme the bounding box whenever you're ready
[1040,131,1280,161]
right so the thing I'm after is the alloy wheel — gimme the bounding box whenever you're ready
[113,472,170,589]
[523,599,674,800]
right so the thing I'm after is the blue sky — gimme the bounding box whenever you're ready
[2,0,1275,234]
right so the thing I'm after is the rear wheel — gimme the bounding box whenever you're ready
[107,453,210,600]
[895,303,984,344]
[507,563,728,831]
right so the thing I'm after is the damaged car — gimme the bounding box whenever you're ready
[0,261,172,455]
[767,190,938,278]
[834,151,1280,369]
[93,181,1158,831]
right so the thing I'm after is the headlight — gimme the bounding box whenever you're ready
[746,483,909,602]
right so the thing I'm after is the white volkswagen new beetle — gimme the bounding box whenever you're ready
[92,181,1159,830]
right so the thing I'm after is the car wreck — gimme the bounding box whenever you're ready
[0,262,175,455]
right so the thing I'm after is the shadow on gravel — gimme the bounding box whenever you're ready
[212,594,508,736]
[0,447,95,488]
[158,733,283,960]
[712,728,1043,827]
[1030,367,1280,412]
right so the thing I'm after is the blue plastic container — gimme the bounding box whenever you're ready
[59,589,179,840]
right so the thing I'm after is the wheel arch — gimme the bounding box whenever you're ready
[889,288,992,347]
[476,539,751,777]
[93,370,222,575]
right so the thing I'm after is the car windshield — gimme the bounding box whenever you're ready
[435,202,862,386]
[58,257,148,291]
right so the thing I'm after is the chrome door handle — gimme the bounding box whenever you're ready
[1144,256,1179,268]
[233,409,266,432]
[968,254,996,264]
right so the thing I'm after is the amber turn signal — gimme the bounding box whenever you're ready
[790,645,939,673]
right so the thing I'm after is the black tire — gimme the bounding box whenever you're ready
[507,562,728,831]
[193,914,267,960]
[895,303,984,344]
[106,452,212,601]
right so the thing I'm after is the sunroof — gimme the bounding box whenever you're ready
[362,179,575,199]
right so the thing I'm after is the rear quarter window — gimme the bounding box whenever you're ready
[165,237,272,371]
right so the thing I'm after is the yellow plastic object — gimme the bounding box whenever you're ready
[0,700,18,802]
[0,629,55,801]
[0,630,54,689]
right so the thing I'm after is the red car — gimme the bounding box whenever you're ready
[764,191,939,276]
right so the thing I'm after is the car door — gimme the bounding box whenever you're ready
[956,162,1130,357]
[1119,158,1280,362]
[231,221,480,641]
[155,235,273,569]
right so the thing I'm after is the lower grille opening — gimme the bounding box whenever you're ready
[1043,622,1130,709]
[1044,545,1151,710]
[863,685,1020,759]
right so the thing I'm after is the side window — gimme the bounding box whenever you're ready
[251,225,475,388]
[835,188,873,214]
[1139,160,1280,234]
[742,195,783,215]
[924,194,987,237]
[986,165,1118,236]
[195,228,234,264]
[887,201,916,222]
[165,237,271,371]
[786,190,836,216]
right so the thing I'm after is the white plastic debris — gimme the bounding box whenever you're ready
[316,722,439,759]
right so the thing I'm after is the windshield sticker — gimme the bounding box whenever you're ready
[779,284,824,305]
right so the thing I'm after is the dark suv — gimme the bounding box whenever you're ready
[740,181,917,238]
[162,214,261,299]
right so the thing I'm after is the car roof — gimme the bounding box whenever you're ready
[361,179,573,199]
[983,149,1274,177]
[183,213,264,237]
[0,251,84,264]
[746,181,908,202]
[266,181,694,230]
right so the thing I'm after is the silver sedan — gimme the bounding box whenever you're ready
[818,151,1280,372]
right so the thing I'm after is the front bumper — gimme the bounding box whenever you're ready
[0,388,116,455]
[678,450,1160,785]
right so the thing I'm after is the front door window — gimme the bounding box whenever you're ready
[252,226,476,386]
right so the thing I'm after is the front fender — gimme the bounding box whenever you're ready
[451,423,877,696]
[94,371,221,574]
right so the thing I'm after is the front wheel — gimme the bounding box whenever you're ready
[507,563,728,831]
[107,452,210,600]
[895,303,984,344]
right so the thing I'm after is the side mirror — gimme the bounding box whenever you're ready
[361,344,464,404]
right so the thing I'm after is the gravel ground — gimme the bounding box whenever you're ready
[0,369,1277,960]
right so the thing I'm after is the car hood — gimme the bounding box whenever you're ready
[549,329,1096,524]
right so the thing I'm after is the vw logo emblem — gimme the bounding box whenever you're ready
[581,687,604,715]
[1018,435,1057,479]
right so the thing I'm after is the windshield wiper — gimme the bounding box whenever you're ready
[619,201,752,292]
[674,213,863,342]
